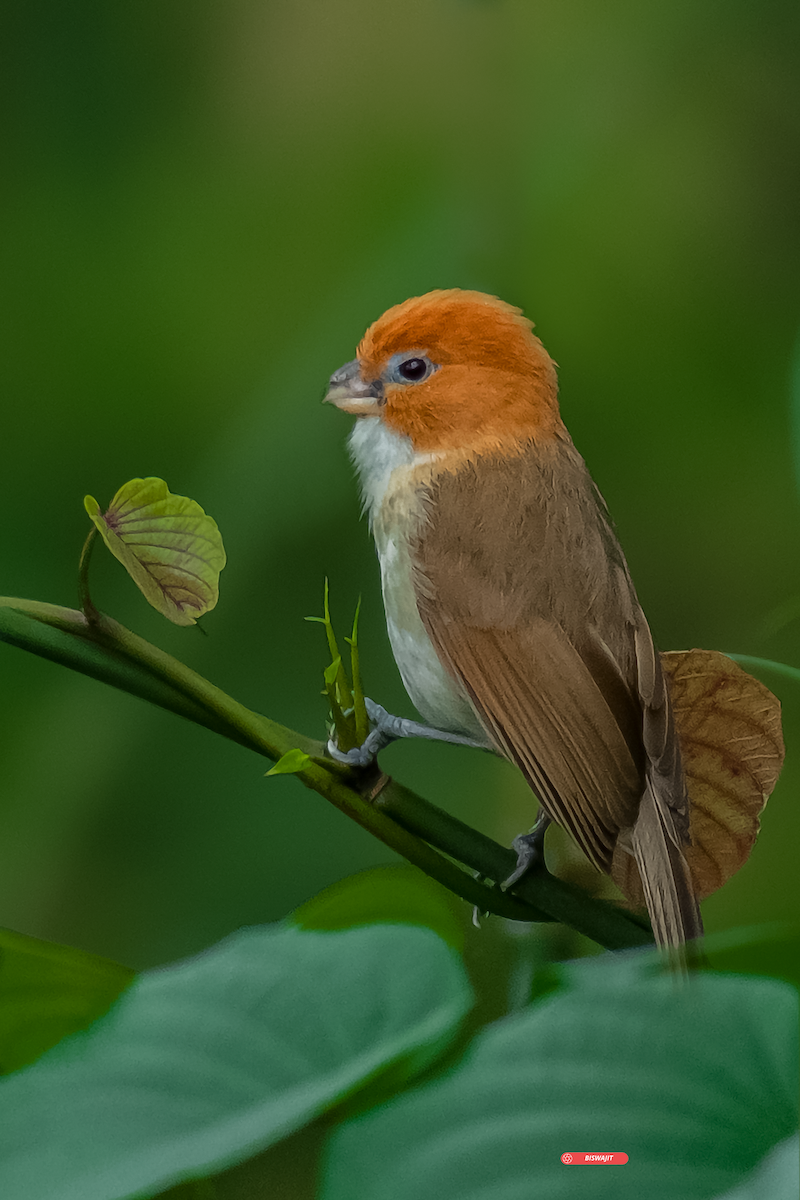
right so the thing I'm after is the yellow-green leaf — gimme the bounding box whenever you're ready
[84,478,226,627]
[265,749,312,776]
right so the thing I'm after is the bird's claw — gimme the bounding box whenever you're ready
[326,726,386,768]
[501,814,552,891]
[326,700,397,768]
[363,698,402,735]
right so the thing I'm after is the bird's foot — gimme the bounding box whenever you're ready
[326,699,401,767]
[326,724,389,768]
[326,698,487,767]
[501,812,552,891]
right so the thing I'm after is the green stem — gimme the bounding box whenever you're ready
[291,761,551,923]
[377,780,652,949]
[78,527,100,624]
[0,599,305,753]
[349,598,369,746]
[0,596,652,949]
[93,609,318,760]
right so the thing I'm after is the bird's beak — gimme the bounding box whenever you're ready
[324,359,385,417]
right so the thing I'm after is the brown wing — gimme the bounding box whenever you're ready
[413,440,702,944]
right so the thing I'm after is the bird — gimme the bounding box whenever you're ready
[324,287,704,950]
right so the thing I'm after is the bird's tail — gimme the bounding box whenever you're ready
[631,780,704,952]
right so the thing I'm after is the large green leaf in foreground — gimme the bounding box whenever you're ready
[714,1135,798,1200]
[292,863,466,953]
[321,956,798,1200]
[0,923,471,1200]
[0,927,133,1074]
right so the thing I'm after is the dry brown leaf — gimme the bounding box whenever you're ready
[613,649,785,905]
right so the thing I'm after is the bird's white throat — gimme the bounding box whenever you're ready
[346,416,488,742]
[347,417,416,523]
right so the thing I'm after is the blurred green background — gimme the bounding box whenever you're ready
[1,0,799,970]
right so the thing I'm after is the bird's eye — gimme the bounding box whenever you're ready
[385,352,438,386]
[398,358,428,381]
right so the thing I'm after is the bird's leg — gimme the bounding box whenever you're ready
[501,810,552,891]
[326,698,487,768]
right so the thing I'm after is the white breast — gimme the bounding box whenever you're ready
[347,418,487,740]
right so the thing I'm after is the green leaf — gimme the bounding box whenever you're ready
[713,1135,799,1200]
[322,656,344,694]
[306,580,345,689]
[265,749,312,776]
[0,928,133,1075]
[321,956,798,1200]
[291,864,466,953]
[84,478,226,626]
[320,579,341,669]
[0,923,472,1200]
[702,923,800,993]
[308,582,367,754]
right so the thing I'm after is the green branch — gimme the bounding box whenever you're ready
[0,596,652,950]
[726,653,800,686]
[375,780,652,950]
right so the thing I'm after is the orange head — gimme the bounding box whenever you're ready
[324,289,561,454]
